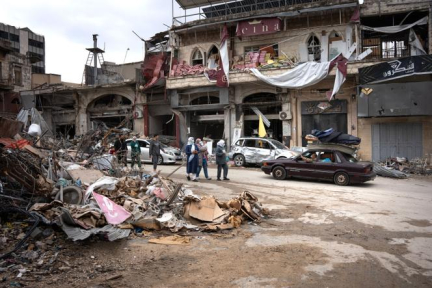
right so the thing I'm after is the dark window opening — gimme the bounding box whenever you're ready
[11,98,21,104]
[192,49,203,66]
[189,95,219,105]
[29,39,44,49]
[92,94,132,108]
[0,31,8,40]
[307,35,321,61]
[242,93,279,115]
[14,66,22,85]
[9,33,19,42]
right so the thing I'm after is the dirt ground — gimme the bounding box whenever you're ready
[2,165,432,288]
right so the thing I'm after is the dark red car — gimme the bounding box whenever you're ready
[261,149,376,186]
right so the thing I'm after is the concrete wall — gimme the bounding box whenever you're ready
[32,73,61,88]
[19,30,29,55]
[103,61,142,81]
[357,116,432,161]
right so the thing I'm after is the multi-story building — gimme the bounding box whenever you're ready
[163,0,432,161]
[0,39,32,118]
[0,23,45,74]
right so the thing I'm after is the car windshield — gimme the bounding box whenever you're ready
[342,153,358,163]
[269,139,286,150]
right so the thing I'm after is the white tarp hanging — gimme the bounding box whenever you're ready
[250,61,330,89]
[17,108,53,136]
[361,16,428,34]
[220,25,230,85]
[409,29,427,56]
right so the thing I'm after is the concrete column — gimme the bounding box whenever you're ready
[281,93,292,147]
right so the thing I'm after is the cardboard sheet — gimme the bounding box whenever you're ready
[188,197,225,222]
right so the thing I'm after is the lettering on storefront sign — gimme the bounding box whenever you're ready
[383,60,415,78]
[236,18,282,38]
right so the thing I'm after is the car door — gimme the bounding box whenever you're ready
[290,151,318,179]
[254,140,273,163]
[313,151,338,180]
[125,140,132,161]
[139,140,150,162]
[243,139,258,164]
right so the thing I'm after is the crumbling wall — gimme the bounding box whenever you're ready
[361,0,431,16]
[6,53,32,92]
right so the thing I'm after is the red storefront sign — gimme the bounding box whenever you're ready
[236,18,282,38]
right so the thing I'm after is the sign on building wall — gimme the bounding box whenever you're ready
[359,55,432,84]
[236,18,282,38]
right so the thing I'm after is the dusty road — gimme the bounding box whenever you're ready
[26,164,432,288]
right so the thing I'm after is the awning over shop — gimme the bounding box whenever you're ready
[359,54,432,85]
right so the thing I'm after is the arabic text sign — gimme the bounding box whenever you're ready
[236,18,281,37]
[93,192,131,225]
[359,55,432,84]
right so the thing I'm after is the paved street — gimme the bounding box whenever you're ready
[30,164,432,288]
[151,164,432,287]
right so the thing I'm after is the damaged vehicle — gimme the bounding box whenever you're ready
[261,148,376,186]
[229,137,298,167]
[126,138,177,164]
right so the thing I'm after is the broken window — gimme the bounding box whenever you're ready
[14,66,22,86]
[307,35,321,61]
[191,49,203,66]
[382,38,409,59]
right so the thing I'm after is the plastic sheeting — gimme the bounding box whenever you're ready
[16,108,53,136]
[361,16,428,34]
[250,61,330,89]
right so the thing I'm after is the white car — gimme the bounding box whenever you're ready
[229,137,299,167]
[125,139,177,165]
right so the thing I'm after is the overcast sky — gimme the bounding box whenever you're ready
[3,0,187,83]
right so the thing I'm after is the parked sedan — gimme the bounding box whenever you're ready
[125,139,177,164]
[229,137,299,167]
[261,149,376,186]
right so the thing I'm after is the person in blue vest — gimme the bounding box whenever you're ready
[185,137,199,182]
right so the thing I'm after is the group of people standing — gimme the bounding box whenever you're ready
[185,137,229,182]
[113,134,164,174]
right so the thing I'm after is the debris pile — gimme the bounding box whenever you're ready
[0,117,267,282]
[374,156,432,178]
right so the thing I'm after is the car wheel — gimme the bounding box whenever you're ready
[334,172,350,186]
[234,154,245,167]
[157,156,163,165]
[277,156,286,159]
[272,166,287,180]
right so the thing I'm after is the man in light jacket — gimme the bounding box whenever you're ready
[215,139,229,181]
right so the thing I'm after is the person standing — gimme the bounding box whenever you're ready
[149,134,165,174]
[114,135,127,167]
[196,139,211,180]
[185,137,199,182]
[130,136,142,170]
[215,140,229,181]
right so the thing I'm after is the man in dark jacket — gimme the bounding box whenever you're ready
[114,135,127,167]
[130,136,142,170]
[149,134,165,173]
[215,139,229,181]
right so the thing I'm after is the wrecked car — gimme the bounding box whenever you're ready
[261,148,376,186]
[125,138,177,164]
[229,137,298,167]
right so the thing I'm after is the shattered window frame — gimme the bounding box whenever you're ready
[307,34,321,61]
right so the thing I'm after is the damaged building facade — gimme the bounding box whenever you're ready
[164,0,432,161]
[0,38,31,119]
[19,35,146,138]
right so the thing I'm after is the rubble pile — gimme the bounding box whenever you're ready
[0,117,267,283]
[374,156,432,178]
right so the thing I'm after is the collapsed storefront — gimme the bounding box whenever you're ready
[357,55,432,162]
